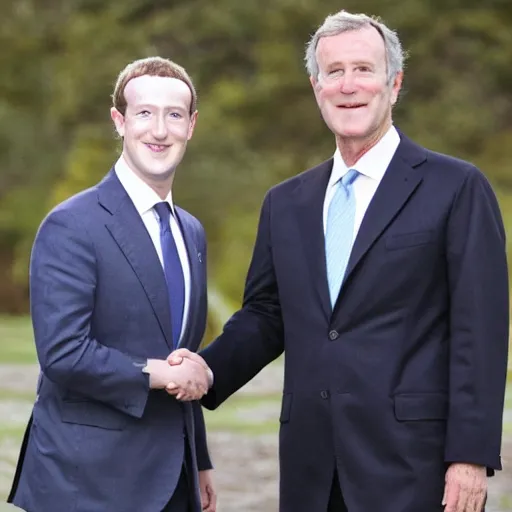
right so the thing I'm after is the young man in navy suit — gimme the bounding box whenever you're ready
[8,57,216,512]
[170,10,509,512]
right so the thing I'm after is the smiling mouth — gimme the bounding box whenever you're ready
[337,104,367,109]
[145,143,169,153]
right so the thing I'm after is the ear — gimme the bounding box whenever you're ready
[390,71,404,106]
[310,75,322,102]
[187,110,198,141]
[110,107,125,137]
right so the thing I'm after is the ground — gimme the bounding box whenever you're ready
[0,361,510,511]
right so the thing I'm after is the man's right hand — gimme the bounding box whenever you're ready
[166,349,213,400]
[145,358,209,400]
[167,348,208,369]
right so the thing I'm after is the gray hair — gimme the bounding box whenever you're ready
[305,11,406,85]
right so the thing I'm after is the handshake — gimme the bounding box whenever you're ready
[145,349,212,401]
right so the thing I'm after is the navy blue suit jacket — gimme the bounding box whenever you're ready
[8,170,211,512]
[201,134,509,512]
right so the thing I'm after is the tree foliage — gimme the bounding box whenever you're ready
[1,0,512,317]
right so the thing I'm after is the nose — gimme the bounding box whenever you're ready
[151,114,168,140]
[339,72,357,95]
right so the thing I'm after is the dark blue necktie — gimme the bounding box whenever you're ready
[154,202,185,349]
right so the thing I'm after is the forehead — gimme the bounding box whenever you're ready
[123,75,192,109]
[316,26,386,67]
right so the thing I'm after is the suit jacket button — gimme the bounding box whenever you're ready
[320,391,329,399]
[329,330,339,341]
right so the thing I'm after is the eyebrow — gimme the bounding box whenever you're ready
[352,61,375,67]
[327,60,374,67]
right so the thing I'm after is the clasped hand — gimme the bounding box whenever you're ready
[146,350,211,401]
[166,349,212,401]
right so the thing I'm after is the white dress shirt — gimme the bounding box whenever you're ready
[323,126,401,241]
[115,156,191,343]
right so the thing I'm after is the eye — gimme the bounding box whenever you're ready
[324,69,344,82]
[137,110,151,117]
[169,112,183,119]
[356,66,372,72]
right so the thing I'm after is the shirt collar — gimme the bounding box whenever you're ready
[329,125,400,187]
[114,155,175,216]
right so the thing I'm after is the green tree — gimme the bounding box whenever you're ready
[1,0,511,319]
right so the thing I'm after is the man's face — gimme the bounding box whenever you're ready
[311,27,402,143]
[111,75,197,186]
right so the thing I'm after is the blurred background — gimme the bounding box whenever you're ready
[0,0,511,510]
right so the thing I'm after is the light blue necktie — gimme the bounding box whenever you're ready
[325,169,359,308]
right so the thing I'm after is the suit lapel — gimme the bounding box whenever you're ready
[174,208,201,350]
[334,135,427,311]
[97,170,174,350]
[293,160,333,321]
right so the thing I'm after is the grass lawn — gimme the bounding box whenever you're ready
[203,393,281,435]
[0,316,37,365]
[0,314,511,429]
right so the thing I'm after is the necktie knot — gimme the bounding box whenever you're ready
[340,168,359,188]
[154,202,172,233]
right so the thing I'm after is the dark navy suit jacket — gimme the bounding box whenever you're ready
[8,170,211,512]
[201,134,509,512]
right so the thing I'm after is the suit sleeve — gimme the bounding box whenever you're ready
[193,402,213,470]
[30,209,150,418]
[201,190,284,409]
[192,230,213,470]
[444,167,509,472]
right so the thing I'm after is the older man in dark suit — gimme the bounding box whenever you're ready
[8,57,216,512]
[170,10,509,512]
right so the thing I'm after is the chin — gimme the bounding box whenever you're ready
[330,120,367,138]
[152,169,175,180]
[336,129,369,140]
[138,166,170,180]
[147,160,174,173]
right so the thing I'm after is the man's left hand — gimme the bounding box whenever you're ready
[199,470,217,512]
[442,463,486,512]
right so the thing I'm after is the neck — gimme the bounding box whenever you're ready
[150,177,174,201]
[336,121,391,168]
[151,175,173,200]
